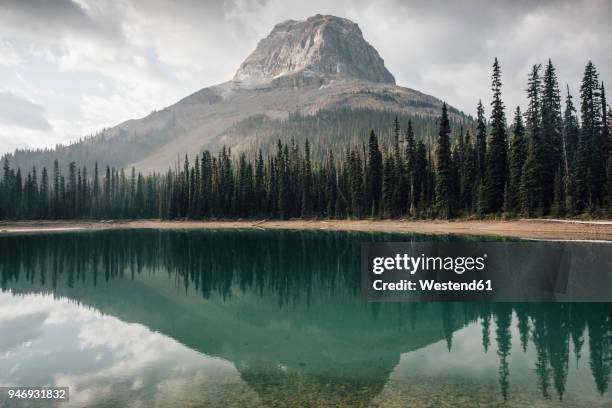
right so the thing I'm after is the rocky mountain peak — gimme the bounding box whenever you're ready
[233,14,395,84]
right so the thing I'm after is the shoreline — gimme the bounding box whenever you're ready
[0,219,611,241]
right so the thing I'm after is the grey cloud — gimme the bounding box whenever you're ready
[0,0,124,42]
[0,92,52,131]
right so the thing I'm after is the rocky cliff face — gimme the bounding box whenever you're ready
[234,14,395,84]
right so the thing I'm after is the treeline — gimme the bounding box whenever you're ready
[0,58,610,220]
[223,107,468,161]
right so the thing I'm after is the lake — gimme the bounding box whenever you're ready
[0,229,611,407]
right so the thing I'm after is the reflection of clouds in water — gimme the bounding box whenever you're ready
[390,317,519,377]
[0,292,260,407]
[0,311,46,352]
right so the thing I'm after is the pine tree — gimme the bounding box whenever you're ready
[392,116,405,216]
[135,173,145,218]
[541,59,563,211]
[414,141,428,215]
[349,149,364,217]
[576,61,602,210]
[508,106,527,213]
[600,84,609,208]
[483,58,508,213]
[237,152,252,217]
[277,142,290,219]
[521,64,544,216]
[367,130,383,217]
[476,100,487,184]
[337,149,351,218]
[1,159,10,218]
[435,103,453,218]
[608,106,612,210]
[563,86,580,213]
[129,167,136,218]
[425,142,436,215]
[53,160,60,218]
[15,169,22,217]
[59,174,66,218]
[461,130,476,211]
[191,155,202,218]
[254,149,265,215]
[405,120,417,214]
[40,167,49,218]
[382,149,396,218]
[104,165,111,217]
[201,151,213,217]
[325,151,338,218]
[451,128,463,210]
[301,139,313,217]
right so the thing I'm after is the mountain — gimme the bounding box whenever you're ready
[233,15,395,84]
[6,14,468,173]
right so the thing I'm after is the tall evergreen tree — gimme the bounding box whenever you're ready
[405,121,417,214]
[476,100,487,184]
[600,84,609,207]
[40,167,49,218]
[608,106,612,210]
[435,103,453,218]
[483,58,508,213]
[254,149,265,214]
[451,127,463,210]
[575,61,602,210]
[541,59,563,211]
[53,160,60,218]
[392,117,405,215]
[367,130,383,217]
[461,130,476,211]
[521,64,544,215]
[301,139,313,217]
[508,106,527,212]
[414,140,428,215]
[325,151,338,218]
[563,86,580,212]
[382,149,396,218]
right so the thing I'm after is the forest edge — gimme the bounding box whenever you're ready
[0,219,611,241]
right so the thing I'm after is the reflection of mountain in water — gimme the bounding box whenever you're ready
[1,230,611,406]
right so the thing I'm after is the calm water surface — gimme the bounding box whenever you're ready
[0,230,611,407]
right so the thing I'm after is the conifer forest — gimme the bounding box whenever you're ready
[1,59,611,221]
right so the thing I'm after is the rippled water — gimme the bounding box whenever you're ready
[0,230,610,407]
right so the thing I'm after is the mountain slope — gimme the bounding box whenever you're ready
[6,14,467,173]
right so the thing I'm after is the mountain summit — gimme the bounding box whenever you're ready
[234,15,395,84]
[7,15,461,173]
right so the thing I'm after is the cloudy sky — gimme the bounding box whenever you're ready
[0,0,610,154]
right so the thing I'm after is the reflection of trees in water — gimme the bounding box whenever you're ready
[0,231,611,402]
[0,230,387,303]
[442,302,456,351]
[480,302,491,353]
[588,304,612,395]
[494,304,512,401]
[515,304,530,352]
[477,303,612,401]
[0,230,475,302]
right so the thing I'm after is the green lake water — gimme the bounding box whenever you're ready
[0,229,611,407]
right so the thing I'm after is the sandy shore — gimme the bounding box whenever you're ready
[0,218,611,241]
